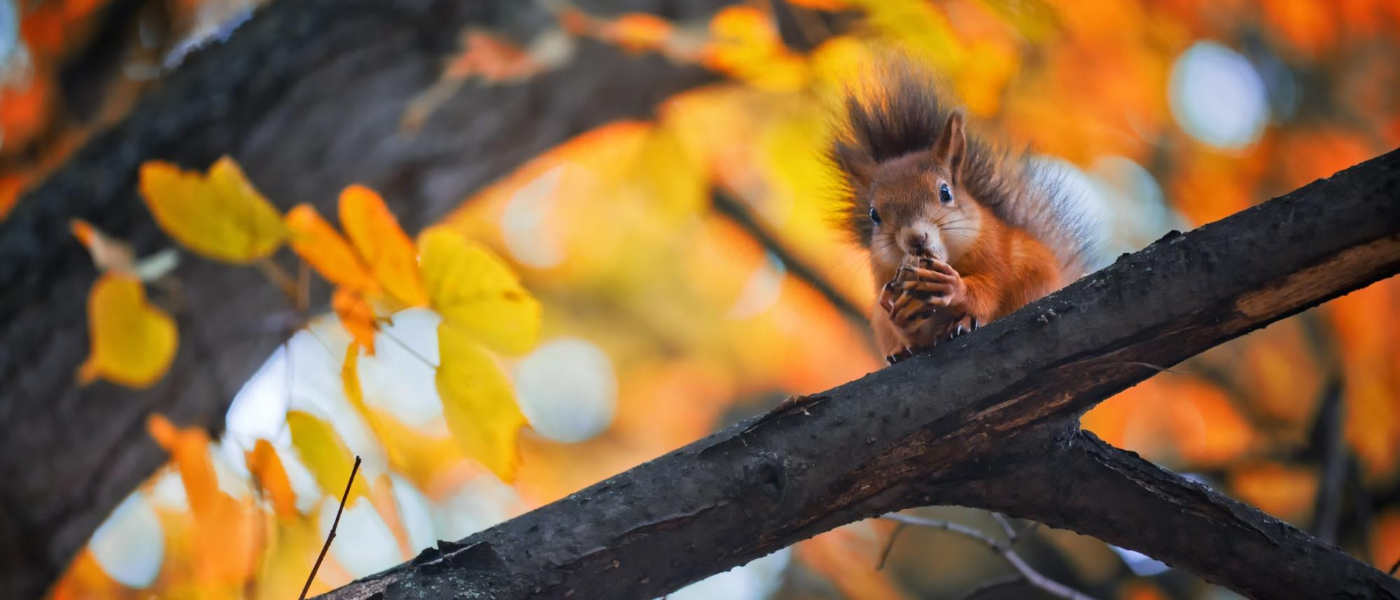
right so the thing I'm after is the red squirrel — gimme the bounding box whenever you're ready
[831,64,1105,364]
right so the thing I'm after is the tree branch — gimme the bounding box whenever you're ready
[943,427,1395,599]
[711,189,869,325]
[318,150,1400,599]
[0,0,727,596]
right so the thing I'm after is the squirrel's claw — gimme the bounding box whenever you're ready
[885,342,939,365]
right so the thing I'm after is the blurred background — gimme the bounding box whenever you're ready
[5,0,1400,598]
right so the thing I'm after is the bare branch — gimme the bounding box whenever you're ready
[990,512,1018,543]
[881,513,1003,550]
[942,428,1400,600]
[1311,379,1347,543]
[712,189,869,325]
[875,522,907,571]
[881,513,1095,600]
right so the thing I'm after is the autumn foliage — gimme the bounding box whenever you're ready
[16,0,1400,598]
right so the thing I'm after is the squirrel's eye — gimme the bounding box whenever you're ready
[869,207,882,226]
[939,183,954,204]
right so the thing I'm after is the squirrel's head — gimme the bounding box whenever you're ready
[838,110,983,279]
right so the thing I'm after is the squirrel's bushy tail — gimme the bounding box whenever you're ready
[830,59,1108,280]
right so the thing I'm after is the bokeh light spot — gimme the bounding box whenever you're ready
[90,491,164,588]
[501,166,565,268]
[1169,41,1269,150]
[514,337,618,443]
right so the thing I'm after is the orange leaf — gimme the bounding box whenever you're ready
[0,78,52,153]
[339,185,428,308]
[333,289,378,354]
[784,0,849,9]
[797,525,903,600]
[285,204,378,295]
[1230,462,1317,523]
[369,474,413,560]
[71,219,136,275]
[149,414,260,584]
[148,414,218,510]
[606,13,675,52]
[245,439,299,519]
[1372,509,1400,572]
[446,31,544,82]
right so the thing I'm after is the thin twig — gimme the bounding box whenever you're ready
[380,328,439,369]
[991,512,1017,543]
[710,190,868,327]
[881,512,1097,600]
[882,513,1003,548]
[1389,557,1400,577]
[876,522,907,570]
[1311,378,1347,543]
[256,257,301,305]
[300,455,362,600]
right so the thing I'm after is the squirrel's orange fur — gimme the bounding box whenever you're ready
[831,62,1105,361]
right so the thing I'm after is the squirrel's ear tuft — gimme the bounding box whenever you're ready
[933,110,966,183]
[834,142,877,195]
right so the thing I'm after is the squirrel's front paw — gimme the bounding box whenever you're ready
[897,257,967,311]
[883,258,967,327]
[880,257,984,351]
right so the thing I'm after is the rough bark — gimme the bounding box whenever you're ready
[0,0,727,596]
[319,149,1400,600]
[947,428,1392,600]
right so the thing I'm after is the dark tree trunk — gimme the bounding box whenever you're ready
[0,0,725,596]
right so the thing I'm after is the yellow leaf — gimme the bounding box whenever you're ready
[138,157,286,263]
[286,410,370,503]
[340,345,463,490]
[339,185,428,307]
[341,345,374,419]
[419,227,541,355]
[333,289,378,354]
[702,6,810,91]
[436,323,526,482]
[79,274,177,388]
[251,516,322,600]
[285,204,378,295]
[244,439,299,519]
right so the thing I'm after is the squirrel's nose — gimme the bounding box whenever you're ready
[902,230,929,253]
